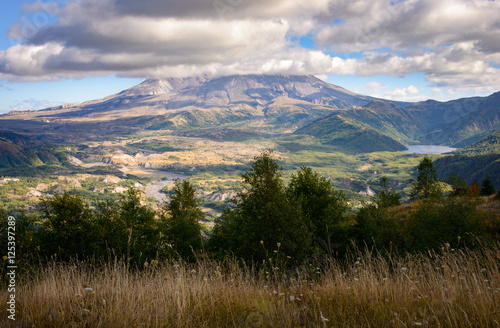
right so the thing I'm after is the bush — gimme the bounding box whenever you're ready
[406,198,485,252]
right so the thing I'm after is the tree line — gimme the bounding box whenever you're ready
[1,151,498,269]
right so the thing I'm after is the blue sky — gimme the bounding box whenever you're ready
[1,0,500,114]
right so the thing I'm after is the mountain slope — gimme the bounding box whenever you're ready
[434,129,500,187]
[434,154,500,188]
[452,129,500,156]
[304,94,500,148]
[404,93,500,146]
[0,75,377,132]
[294,114,407,153]
[0,131,62,168]
[0,75,498,150]
[341,100,422,144]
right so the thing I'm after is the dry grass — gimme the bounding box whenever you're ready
[1,246,499,327]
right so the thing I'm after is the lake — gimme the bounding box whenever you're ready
[402,145,457,154]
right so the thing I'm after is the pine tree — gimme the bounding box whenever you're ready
[287,166,349,254]
[411,157,442,200]
[117,188,159,265]
[481,176,496,196]
[162,180,203,259]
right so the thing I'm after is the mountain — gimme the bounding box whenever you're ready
[0,75,378,135]
[296,91,500,151]
[434,153,500,188]
[400,92,500,146]
[339,100,422,144]
[294,113,407,153]
[452,129,500,156]
[0,131,62,168]
[0,74,498,151]
[434,129,500,188]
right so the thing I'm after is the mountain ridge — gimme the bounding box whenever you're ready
[0,74,383,136]
[0,74,499,152]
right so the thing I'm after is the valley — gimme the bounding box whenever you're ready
[0,74,499,217]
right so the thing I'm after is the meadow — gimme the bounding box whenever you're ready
[1,245,498,327]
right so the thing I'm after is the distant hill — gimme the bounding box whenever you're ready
[405,92,500,146]
[0,75,499,151]
[340,100,422,144]
[434,154,500,188]
[452,130,500,156]
[434,130,500,188]
[294,113,407,153]
[297,93,500,152]
[0,131,61,168]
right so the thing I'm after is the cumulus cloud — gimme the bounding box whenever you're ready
[365,81,389,90]
[372,85,426,102]
[0,0,499,94]
[316,0,500,52]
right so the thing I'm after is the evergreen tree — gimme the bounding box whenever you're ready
[211,150,312,262]
[411,156,442,200]
[161,180,203,259]
[38,192,98,260]
[480,176,496,196]
[287,166,349,254]
[375,176,401,208]
[116,188,159,265]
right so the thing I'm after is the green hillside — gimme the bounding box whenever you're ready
[434,130,500,187]
[434,153,500,188]
[341,100,421,144]
[408,93,500,146]
[350,95,500,147]
[294,114,407,153]
[294,94,500,154]
[453,129,500,156]
[0,131,62,168]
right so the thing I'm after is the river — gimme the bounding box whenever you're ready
[140,170,187,202]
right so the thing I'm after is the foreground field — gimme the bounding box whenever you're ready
[2,246,499,327]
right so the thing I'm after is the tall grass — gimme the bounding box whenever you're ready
[2,246,499,327]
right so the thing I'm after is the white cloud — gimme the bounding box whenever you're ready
[406,85,419,94]
[0,0,499,95]
[316,0,500,52]
[372,85,426,102]
[365,81,388,90]
[313,74,328,82]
